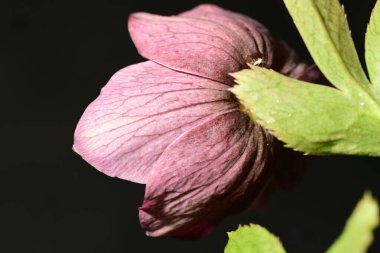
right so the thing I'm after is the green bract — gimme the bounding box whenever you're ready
[231,0,380,155]
[326,192,379,253]
[224,224,286,253]
[366,0,380,87]
[224,193,378,253]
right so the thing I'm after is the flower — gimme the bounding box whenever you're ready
[73,4,321,239]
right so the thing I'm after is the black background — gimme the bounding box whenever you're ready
[2,0,380,252]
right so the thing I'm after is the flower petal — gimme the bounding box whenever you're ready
[246,140,309,212]
[128,5,274,84]
[179,4,274,68]
[139,111,274,238]
[74,61,236,184]
[180,4,322,81]
[272,40,322,81]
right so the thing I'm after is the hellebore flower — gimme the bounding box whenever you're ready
[74,4,321,238]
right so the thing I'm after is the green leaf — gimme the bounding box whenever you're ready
[224,224,286,253]
[230,0,380,155]
[231,68,380,155]
[366,0,380,87]
[283,0,370,93]
[326,192,379,253]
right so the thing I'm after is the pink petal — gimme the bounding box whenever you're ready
[128,6,274,84]
[272,40,322,81]
[180,5,322,81]
[139,111,274,238]
[180,4,274,68]
[74,61,236,184]
[246,140,308,212]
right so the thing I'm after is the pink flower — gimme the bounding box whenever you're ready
[74,4,320,239]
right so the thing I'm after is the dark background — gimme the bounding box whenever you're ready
[2,0,380,252]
